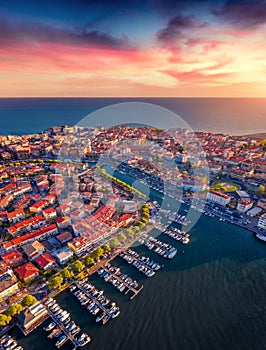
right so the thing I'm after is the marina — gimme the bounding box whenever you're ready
[162,227,190,244]
[44,298,91,348]
[70,280,120,324]
[0,334,23,350]
[138,234,178,259]
[97,263,143,300]
[119,249,161,277]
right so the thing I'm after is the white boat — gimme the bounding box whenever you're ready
[55,335,66,347]
[44,321,56,331]
[78,333,91,347]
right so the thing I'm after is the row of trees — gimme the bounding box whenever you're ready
[96,166,146,200]
[0,295,37,327]
[109,204,151,247]
[48,244,111,291]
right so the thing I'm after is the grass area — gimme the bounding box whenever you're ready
[212,181,240,192]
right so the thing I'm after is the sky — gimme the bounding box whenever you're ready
[0,0,265,97]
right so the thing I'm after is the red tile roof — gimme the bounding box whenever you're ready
[15,262,39,281]
[35,253,56,269]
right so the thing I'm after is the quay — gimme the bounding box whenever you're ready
[98,263,143,300]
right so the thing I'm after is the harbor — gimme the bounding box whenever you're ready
[162,227,190,244]
[97,263,144,300]
[119,249,161,277]
[138,234,178,259]
[70,280,120,324]
[44,298,91,349]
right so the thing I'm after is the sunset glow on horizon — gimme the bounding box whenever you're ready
[0,0,265,97]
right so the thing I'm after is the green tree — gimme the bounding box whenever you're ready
[0,314,11,326]
[21,295,37,308]
[110,238,120,247]
[60,269,74,281]
[6,303,23,316]
[257,185,266,197]
[72,260,85,273]
[49,276,64,290]
[92,247,104,259]
[102,244,111,252]
[118,233,127,241]
[84,256,95,266]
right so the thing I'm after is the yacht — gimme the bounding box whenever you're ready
[96,312,105,323]
[78,333,91,347]
[44,321,56,331]
[5,340,17,350]
[102,314,111,324]
[55,335,66,347]
[111,308,120,318]
[0,335,11,345]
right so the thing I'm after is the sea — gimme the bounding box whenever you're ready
[2,98,266,350]
[0,98,266,136]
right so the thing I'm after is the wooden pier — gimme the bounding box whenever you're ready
[100,263,143,300]
[46,308,80,349]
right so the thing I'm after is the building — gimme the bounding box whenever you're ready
[247,207,263,217]
[1,249,24,267]
[257,198,266,210]
[52,247,73,265]
[18,302,48,335]
[68,236,91,256]
[56,216,71,229]
[207,190,231,206]
[22,241,45,261]
[15,262,39,282]
[0,263,20,302]
[7,208,25,223]
[35,253,56,270]
[56,231,73,245]
[42,207,57,220]
[3,224,58,251]
[258,213,266,230]
[236,200,253,213]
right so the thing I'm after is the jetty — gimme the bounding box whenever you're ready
[119,249,161,277]
[98,263,143,300]
[138,234,177,259]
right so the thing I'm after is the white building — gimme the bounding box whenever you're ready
[207,191,231,206]
[258,213,266,230]
[236,200,253,213]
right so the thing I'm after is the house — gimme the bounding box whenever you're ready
[22,241,45,261]
[15,262,39,282]
[52,247,73,265]
[68,236,91,256]
[35,253,56,270]
[7,208,25,223]
[42,207,57,220]
[56,231,73,245]
[29,199,49,213]
[0,263,20,302]
[56,204,70,216]
[70,209,86,221]
[3,224,58,251]
[1,249,24,267]
[18,302,48,335]
[56,216,71,229]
